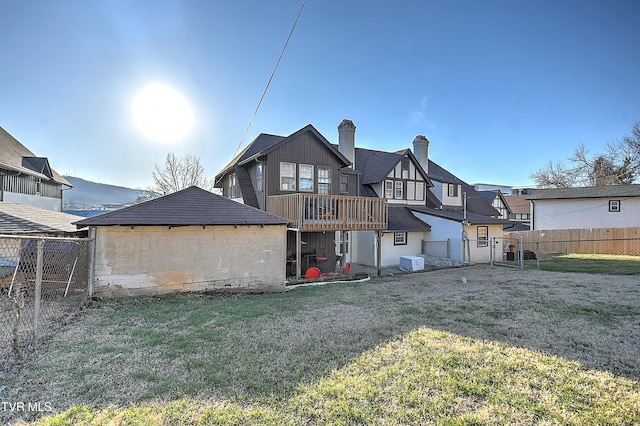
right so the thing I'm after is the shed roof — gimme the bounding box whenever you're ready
[74,186,289,227]
[528,185,640,200]
[408,206,510,225]
[0,202,85,235]
[387,206,431,232]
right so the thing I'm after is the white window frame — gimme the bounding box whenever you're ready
[394,181,403,199]
[448,183,458,197]
[299,164,314,192]
[256,163,263,191]
[477,226,488,247]
[609,200,620,212]
[385,180,394,198]
[318,167,331,195]
[280,162,296,191]
[394,232,407,245]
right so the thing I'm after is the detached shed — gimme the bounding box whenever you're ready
[74,186,289,297]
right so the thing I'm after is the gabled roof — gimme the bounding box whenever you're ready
[427,160,466,185]
[528,184,640,200]
[73,186,289,227]
[0,126,71,186]
[215,124,350,182]
[503,194,531,214]
[387,206,431,232]
[478,190,513,215]
[408,206,510,225]
[355,147,430,185]
[0,202,85,235]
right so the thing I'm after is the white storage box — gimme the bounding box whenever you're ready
[399,255,424,271]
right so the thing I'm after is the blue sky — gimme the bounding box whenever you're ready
[1,0,639,189]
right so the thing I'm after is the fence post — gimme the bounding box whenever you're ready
[490,237,494,266]
[88,227,97,298]
[518,236,524,269]
[33,238,44,345]
[446,238,450,259]
[536,240,540,270]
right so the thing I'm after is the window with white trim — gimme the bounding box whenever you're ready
[318,167,331,194]
[229,173,238,198]
[448,183,458,197]
[385,180,394,198]
[609,200,620,212]
[256,164,263,191]
[394,232,407,245]
[394,181,403,199]
[299,164,314,192]
[280,162,296,191]
[477,226,488,247]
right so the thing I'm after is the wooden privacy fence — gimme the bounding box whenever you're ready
[504,227,640,256]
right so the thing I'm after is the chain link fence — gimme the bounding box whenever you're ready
[0,235,92,360]
[493,233,640,275]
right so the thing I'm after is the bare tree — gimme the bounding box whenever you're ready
[152,153,213,195]
[530,122,640,188]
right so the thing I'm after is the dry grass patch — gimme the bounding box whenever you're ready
[1,265,639,424]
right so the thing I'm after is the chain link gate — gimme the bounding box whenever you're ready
[0,235,92,358]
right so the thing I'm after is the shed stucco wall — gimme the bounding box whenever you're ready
[92,224,286,297]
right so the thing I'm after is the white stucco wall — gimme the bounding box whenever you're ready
[4,192,62,211]
[92,224,287,297]
[380,231,425,267]
[532,197,640,230]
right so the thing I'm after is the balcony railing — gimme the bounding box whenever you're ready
[267,194,387,231]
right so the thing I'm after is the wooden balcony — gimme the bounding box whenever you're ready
[267,194,387,231]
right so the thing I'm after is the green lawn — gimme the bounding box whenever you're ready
[527,253,640,274]
[3,265,639,425]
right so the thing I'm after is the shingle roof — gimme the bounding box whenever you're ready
[0,202,85,234]
[503,194,530,214]
[528,185,640,200]
[387,206,431,232]
[0,126,71,186]
[408,206,510,225]
[73,186,289,227]
[355,147,430,185]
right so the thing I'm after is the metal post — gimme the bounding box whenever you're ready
[536,240,540,270]
[376,230,382,277]
[88,227,97,298]
[33,239,44,345]
[490,237,494,266]
[518,236,524,269]
[341,230,347,272]
[296,229,301,279]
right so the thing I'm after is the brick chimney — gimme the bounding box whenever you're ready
[412,135,430,174]
[338,119,356,168]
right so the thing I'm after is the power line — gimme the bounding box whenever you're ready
[232,0,307,159]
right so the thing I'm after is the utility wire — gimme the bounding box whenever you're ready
[232,0,307,158]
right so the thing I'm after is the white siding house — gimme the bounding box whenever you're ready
[529,185,640,230]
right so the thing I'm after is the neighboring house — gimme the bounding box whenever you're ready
[503,194,532,230]
[528,185,640,230]
[0,126,71,211]
[216,119,506,269]
[478,190,512,220]
[214,121,387,277]
[73,186,289,297]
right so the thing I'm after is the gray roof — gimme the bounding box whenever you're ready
[0,126,71,187]
[408,206,510,225]
[387,206,431,232]
[74,186,289,227]
[0,202,85,235]
[355,147,430,185]
[529,185,640,200]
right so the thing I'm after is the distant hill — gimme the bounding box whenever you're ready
[62,176,154,210]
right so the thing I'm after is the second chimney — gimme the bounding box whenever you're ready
[338,119,356,168]
[412,135,430,174]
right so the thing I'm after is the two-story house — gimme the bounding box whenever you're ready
[341,128,507,266]
[214,122,387,278]
[216,119,507,272]
[1,126,71,212]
